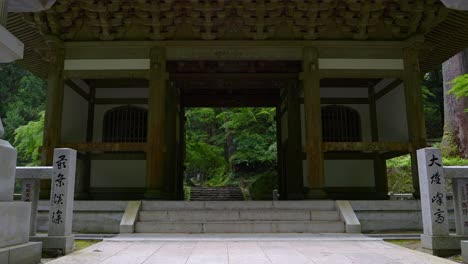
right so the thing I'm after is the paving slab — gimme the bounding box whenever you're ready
[46,234,456,264]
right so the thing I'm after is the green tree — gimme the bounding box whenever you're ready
[14,111,44,165]
[0,63,46,145]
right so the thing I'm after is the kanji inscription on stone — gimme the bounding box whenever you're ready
[417,148,449,236]
[48,148,76,237]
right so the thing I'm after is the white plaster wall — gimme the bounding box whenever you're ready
[95,88,148,98]
[376,83,409,141]
[324,160,375,187]
[320,88,368,98]
[61,85,88,143]
[90,160,146,188]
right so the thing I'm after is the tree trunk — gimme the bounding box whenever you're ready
[441,49,468,158]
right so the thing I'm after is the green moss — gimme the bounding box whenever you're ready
[441,126,460,157]
[74,240,101,251]
[184,186,191,201]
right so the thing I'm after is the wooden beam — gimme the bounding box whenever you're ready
[93,79,148,89]
[320,69,403,79]
[61,142,147,152]
[171,73,298,80]
[320,98,369,104]
[146,47,168,198]
[322,142,410,152]
[302,46,326,198]
[95,98,148,105]
[65,80,90,101]
[182,94,279,107]
[64,40,406,61]
[86,86,96,142]
[375,79,403,100]
[64,70,149,79]
[90,153,146,160]
[368,83,379,142]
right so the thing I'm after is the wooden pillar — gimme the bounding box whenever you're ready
[145,46,168,199]
[77,84,95,199]
[301,47,326,199]
[403,45,427,198]
[164,81,177,199]
[41,38,65,198]
[285,81,304,199]
[0,0,7,26]
[369,82,388,198]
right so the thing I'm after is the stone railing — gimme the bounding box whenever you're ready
[15,148,77,255]
[15,166,52,236]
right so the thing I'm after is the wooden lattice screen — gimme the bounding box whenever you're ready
[321,105,362,142]
[103,105,148,143]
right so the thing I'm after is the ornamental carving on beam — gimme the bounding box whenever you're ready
[23,0,448,41]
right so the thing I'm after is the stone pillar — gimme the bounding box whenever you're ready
[0,119,16,202]
[301,47,326,199]
[34,148,77,255]
[418,148,449,236]
[21,179,40,236]
[418,148,455,256]
[447,167,468,235]
[403,45,427,198]
[145,46,168,199]
[0,116,42,263]
[41,38,65,199]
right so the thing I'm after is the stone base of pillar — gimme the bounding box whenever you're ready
[0,242,42,264]
[305,188,328,199]
[421,234,468,257]
[30,234,74,256]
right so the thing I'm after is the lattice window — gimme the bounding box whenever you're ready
[322,105,361,142]
[103,105,147,143]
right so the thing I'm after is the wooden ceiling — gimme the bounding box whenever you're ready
[7,1,468,79]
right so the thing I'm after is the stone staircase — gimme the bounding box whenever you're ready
[190,187,244,201]
[135,201,346,233]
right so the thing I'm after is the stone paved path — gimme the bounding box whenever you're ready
[46,234,455,264]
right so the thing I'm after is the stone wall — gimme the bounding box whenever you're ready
[350,200,456,233]
[36,200,127,234]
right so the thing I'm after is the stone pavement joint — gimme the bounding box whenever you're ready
[46,234,456,264]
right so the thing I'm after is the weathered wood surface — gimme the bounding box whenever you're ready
[322,142,410,152]
[146,47,167,195]
[27,1,446,41]
[403,45,427,196]
[61,143,146,153]
[302,47,324,193]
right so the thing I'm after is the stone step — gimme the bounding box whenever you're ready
[190,187,244,201]
[135,221,345,233]
[138,210,340,222]
[141,201,336,211]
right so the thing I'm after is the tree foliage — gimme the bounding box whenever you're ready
[184,107,277,186]
[448,73,468,111]
[14,111,44,165]
[0,63,47,165]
